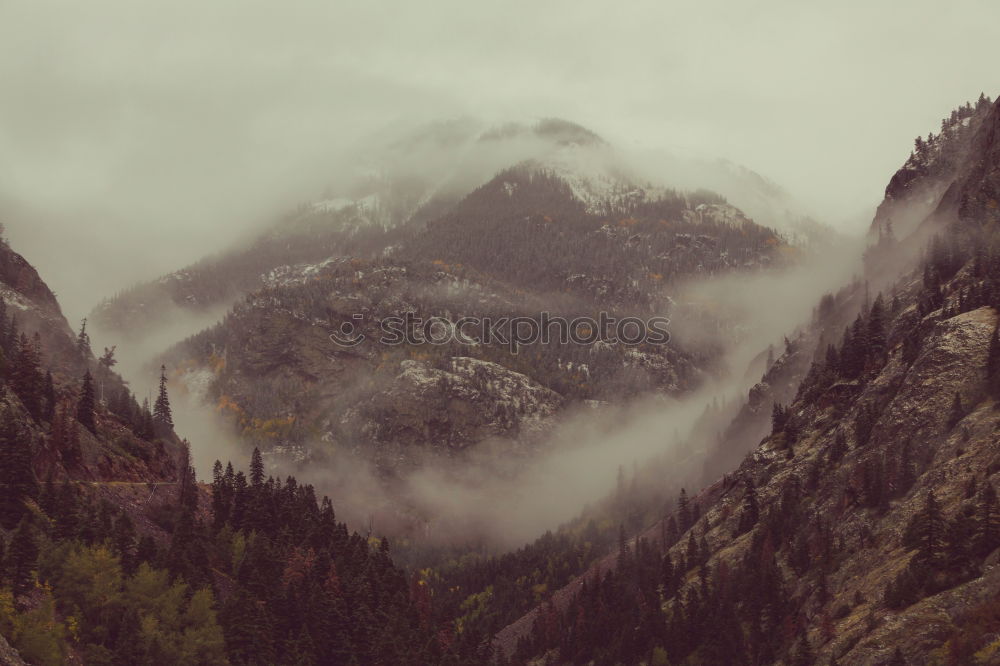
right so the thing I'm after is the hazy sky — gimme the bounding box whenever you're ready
[1,0,997,320]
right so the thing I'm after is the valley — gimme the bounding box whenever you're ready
[0,37,997,662]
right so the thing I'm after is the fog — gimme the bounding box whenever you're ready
[225,241,862,550]
[3,0,998,322]
[1,0,995,551]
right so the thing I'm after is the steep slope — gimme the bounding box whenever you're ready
[158,164,789,479]
[0,230,80,374]
[0,233,461,665]
[0,232,194,663]
[0,233,182,486]
[497,95,1000,666]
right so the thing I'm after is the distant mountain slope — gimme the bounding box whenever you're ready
[90,117,822,342]
[155,158,791,481]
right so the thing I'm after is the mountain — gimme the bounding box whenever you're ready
[155,162,790,491]
[6,87,1000,666]
[89,117,823,342]
[0,233,449,665]
[0,230,182,485]
[485,94,1000,665]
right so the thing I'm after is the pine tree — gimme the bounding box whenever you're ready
[855,402,879,447]
[211,460,231,530]
[140,398,155,440]
[824,343,840,373]
[77,369,96,433]
[887,646,907,666]
[618,524,630,566]
[737,478,759,535]
[770,403,788,434]
[789,637,814,666]
[829,431,848,463]
[250,447,265,487]
[285,626,318,666]
[664,515,679,547]
[987,324,1000,398]
[915,490,946,564]
[99,345,117,374]
[4,314,17,359]
[868,293,887,365]
[840,315,868,379]
[945,507,977,568]
[220,588,277,665]
[0,413,38,529]
[63,404,82,465]
[42,370,55,422]
[947,392,964,429]
[153,365,173,432]
[112,513,137,573]
[8,514,38,595]
[661,553,674,595]
[677,488,691,533]
[893,441,916,498]
[231,471,248,529]
[685,531,698,571]
[10,333,43,419]
[178,441,198,513]
[977,482,999,557]
[0,299,7,360]
[76,318,91,357]
[861,456,888,511]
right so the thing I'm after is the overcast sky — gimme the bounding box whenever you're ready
[1,0,997,320]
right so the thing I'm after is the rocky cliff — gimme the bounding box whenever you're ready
[497,95,1000,666]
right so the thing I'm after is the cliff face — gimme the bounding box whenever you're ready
[498,97,1000,666]
[0,239,79,375]
[0,634,27,666]
[692,304,1000,664]
[0,234,182,485]
[872,96,995,237]
[940,94,1000,228]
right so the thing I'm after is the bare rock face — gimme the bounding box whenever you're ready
[0,241,80,374]
[872,307,996,455]
[0,634,27,666]
[497,98,1000,665]
[939,96,1000,227]
[353,357,564,455]
[0,237,181,486]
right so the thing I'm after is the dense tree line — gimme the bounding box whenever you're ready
[508,183,1000,663]
[509,469,1000,666]
[420,483,663,661]
[907,95,993,177]
[203,448,446,665]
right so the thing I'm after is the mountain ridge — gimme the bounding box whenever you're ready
[490,94,1000,666]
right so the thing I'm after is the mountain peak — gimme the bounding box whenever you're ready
[476,117,606,147]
